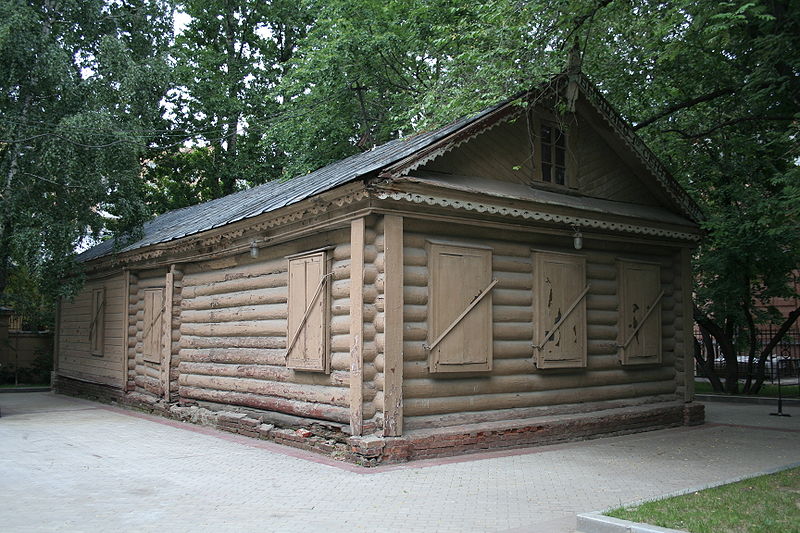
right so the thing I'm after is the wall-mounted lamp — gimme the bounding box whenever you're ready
[572,226,583,250]
[250,240,259,258]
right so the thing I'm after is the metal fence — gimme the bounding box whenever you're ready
[694,323,800,382]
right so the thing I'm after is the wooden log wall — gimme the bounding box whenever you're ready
[58,274,126,387]
[166,267,184,400]
[130,268,167,397]
[176,230,353,426]
[362,217,383,431]
[402,220,683,430]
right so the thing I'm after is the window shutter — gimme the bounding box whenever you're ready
[533,252,587,369]
[618,261,662,365]
[428,243,493,373]
[286,251,329,372]
[143,288,164,364]
[90,288,105,356]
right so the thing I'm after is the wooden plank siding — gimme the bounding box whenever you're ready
[58,274,126,387]
[130,268,168,397]
[401,220,683,430]
[176,229,355,426]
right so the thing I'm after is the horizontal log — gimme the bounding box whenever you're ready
[403,304,426,322]
[493,289,531,306]
[180,320,286,338]
[493,271,532,290]
[181,271,287,299]
[331,334,351,352]
[587,324,618,340]
[182,257,285,286]
[493,305,533,323]
[403,367,675,399]
[587,263,616,280]
[178,362,352,387]
[179,348,286,365]
[332,243,351,260]
[403,286,427,305]
[589,279,616,295]
[403,357,536,379]
[180,304,288,324]
[331,352,349,371]
[179,374,350,406]
[364,264,378,285]
[403,380,676,416]
[403,247,426,267]
[586,294,617,311]
[587,309,617,326]
[404,266,427,287]
[331,298,350,316]
[402,339,532,361]
[181,287,287,311]
[493,255,531,273]
[331,260,351,281]
[180,335,285,350]
[331,279,351,299]
[178,386,351,424]
[494,322,532,341]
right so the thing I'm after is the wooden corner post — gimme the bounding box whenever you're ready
[349,218,365,436]
[121,269,130,392]
[161,265,175,402]
[383,215,404,436]
[681,247,695,402]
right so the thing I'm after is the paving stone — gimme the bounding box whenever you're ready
[0,392,798,533]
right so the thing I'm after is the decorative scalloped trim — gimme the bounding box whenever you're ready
[395,108,521,177]
[376,191,700,241]
[114,190,371,266]
[576,75,703,222]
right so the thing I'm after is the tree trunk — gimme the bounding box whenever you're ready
[741,303,758,393]
[694,306,740,393]
[751,307,800,393]
[694,337,724,392]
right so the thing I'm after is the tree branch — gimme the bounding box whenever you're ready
[658,115,796,139]
[633,87,736,130]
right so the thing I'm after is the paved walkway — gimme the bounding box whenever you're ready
[1,393,799,533]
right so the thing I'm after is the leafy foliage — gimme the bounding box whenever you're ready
[0,0,173,325]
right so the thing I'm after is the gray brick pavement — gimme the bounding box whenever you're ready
[1,393,798,533]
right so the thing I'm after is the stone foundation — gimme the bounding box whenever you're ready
[55,374,704,467]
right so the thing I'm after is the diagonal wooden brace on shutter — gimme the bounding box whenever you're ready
[533,284,591,351]
[142,299,165,341]
[425,279,499,352]
[88,299,105,339]
[618,290,664,349]
[285,272,333,359]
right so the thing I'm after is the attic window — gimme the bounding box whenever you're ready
[531,114,576,189]
[540,124,566,186]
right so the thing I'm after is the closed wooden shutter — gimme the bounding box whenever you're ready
[618,260,662,365]
[428,242,493,373]
[90,288,105,356]
[533,252,587,368]
[286,251,329,372]
[143,288,164,364]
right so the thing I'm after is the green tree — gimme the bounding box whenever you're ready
[275,0,799,393]
[149,0,312,211]
[0,0,174,324]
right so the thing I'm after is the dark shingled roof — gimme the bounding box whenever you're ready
[78,104,502,262]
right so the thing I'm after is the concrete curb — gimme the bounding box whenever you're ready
[0,386,51,393]
[696,393,800,406]
[576,513,685,533]
[576,461,800,533]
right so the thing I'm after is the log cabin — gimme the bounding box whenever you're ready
[54,72,704,464]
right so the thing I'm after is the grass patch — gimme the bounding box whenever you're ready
[606,467,800,533]
[694,381,800,398]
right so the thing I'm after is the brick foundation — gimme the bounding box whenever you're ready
[55,375,704,467]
